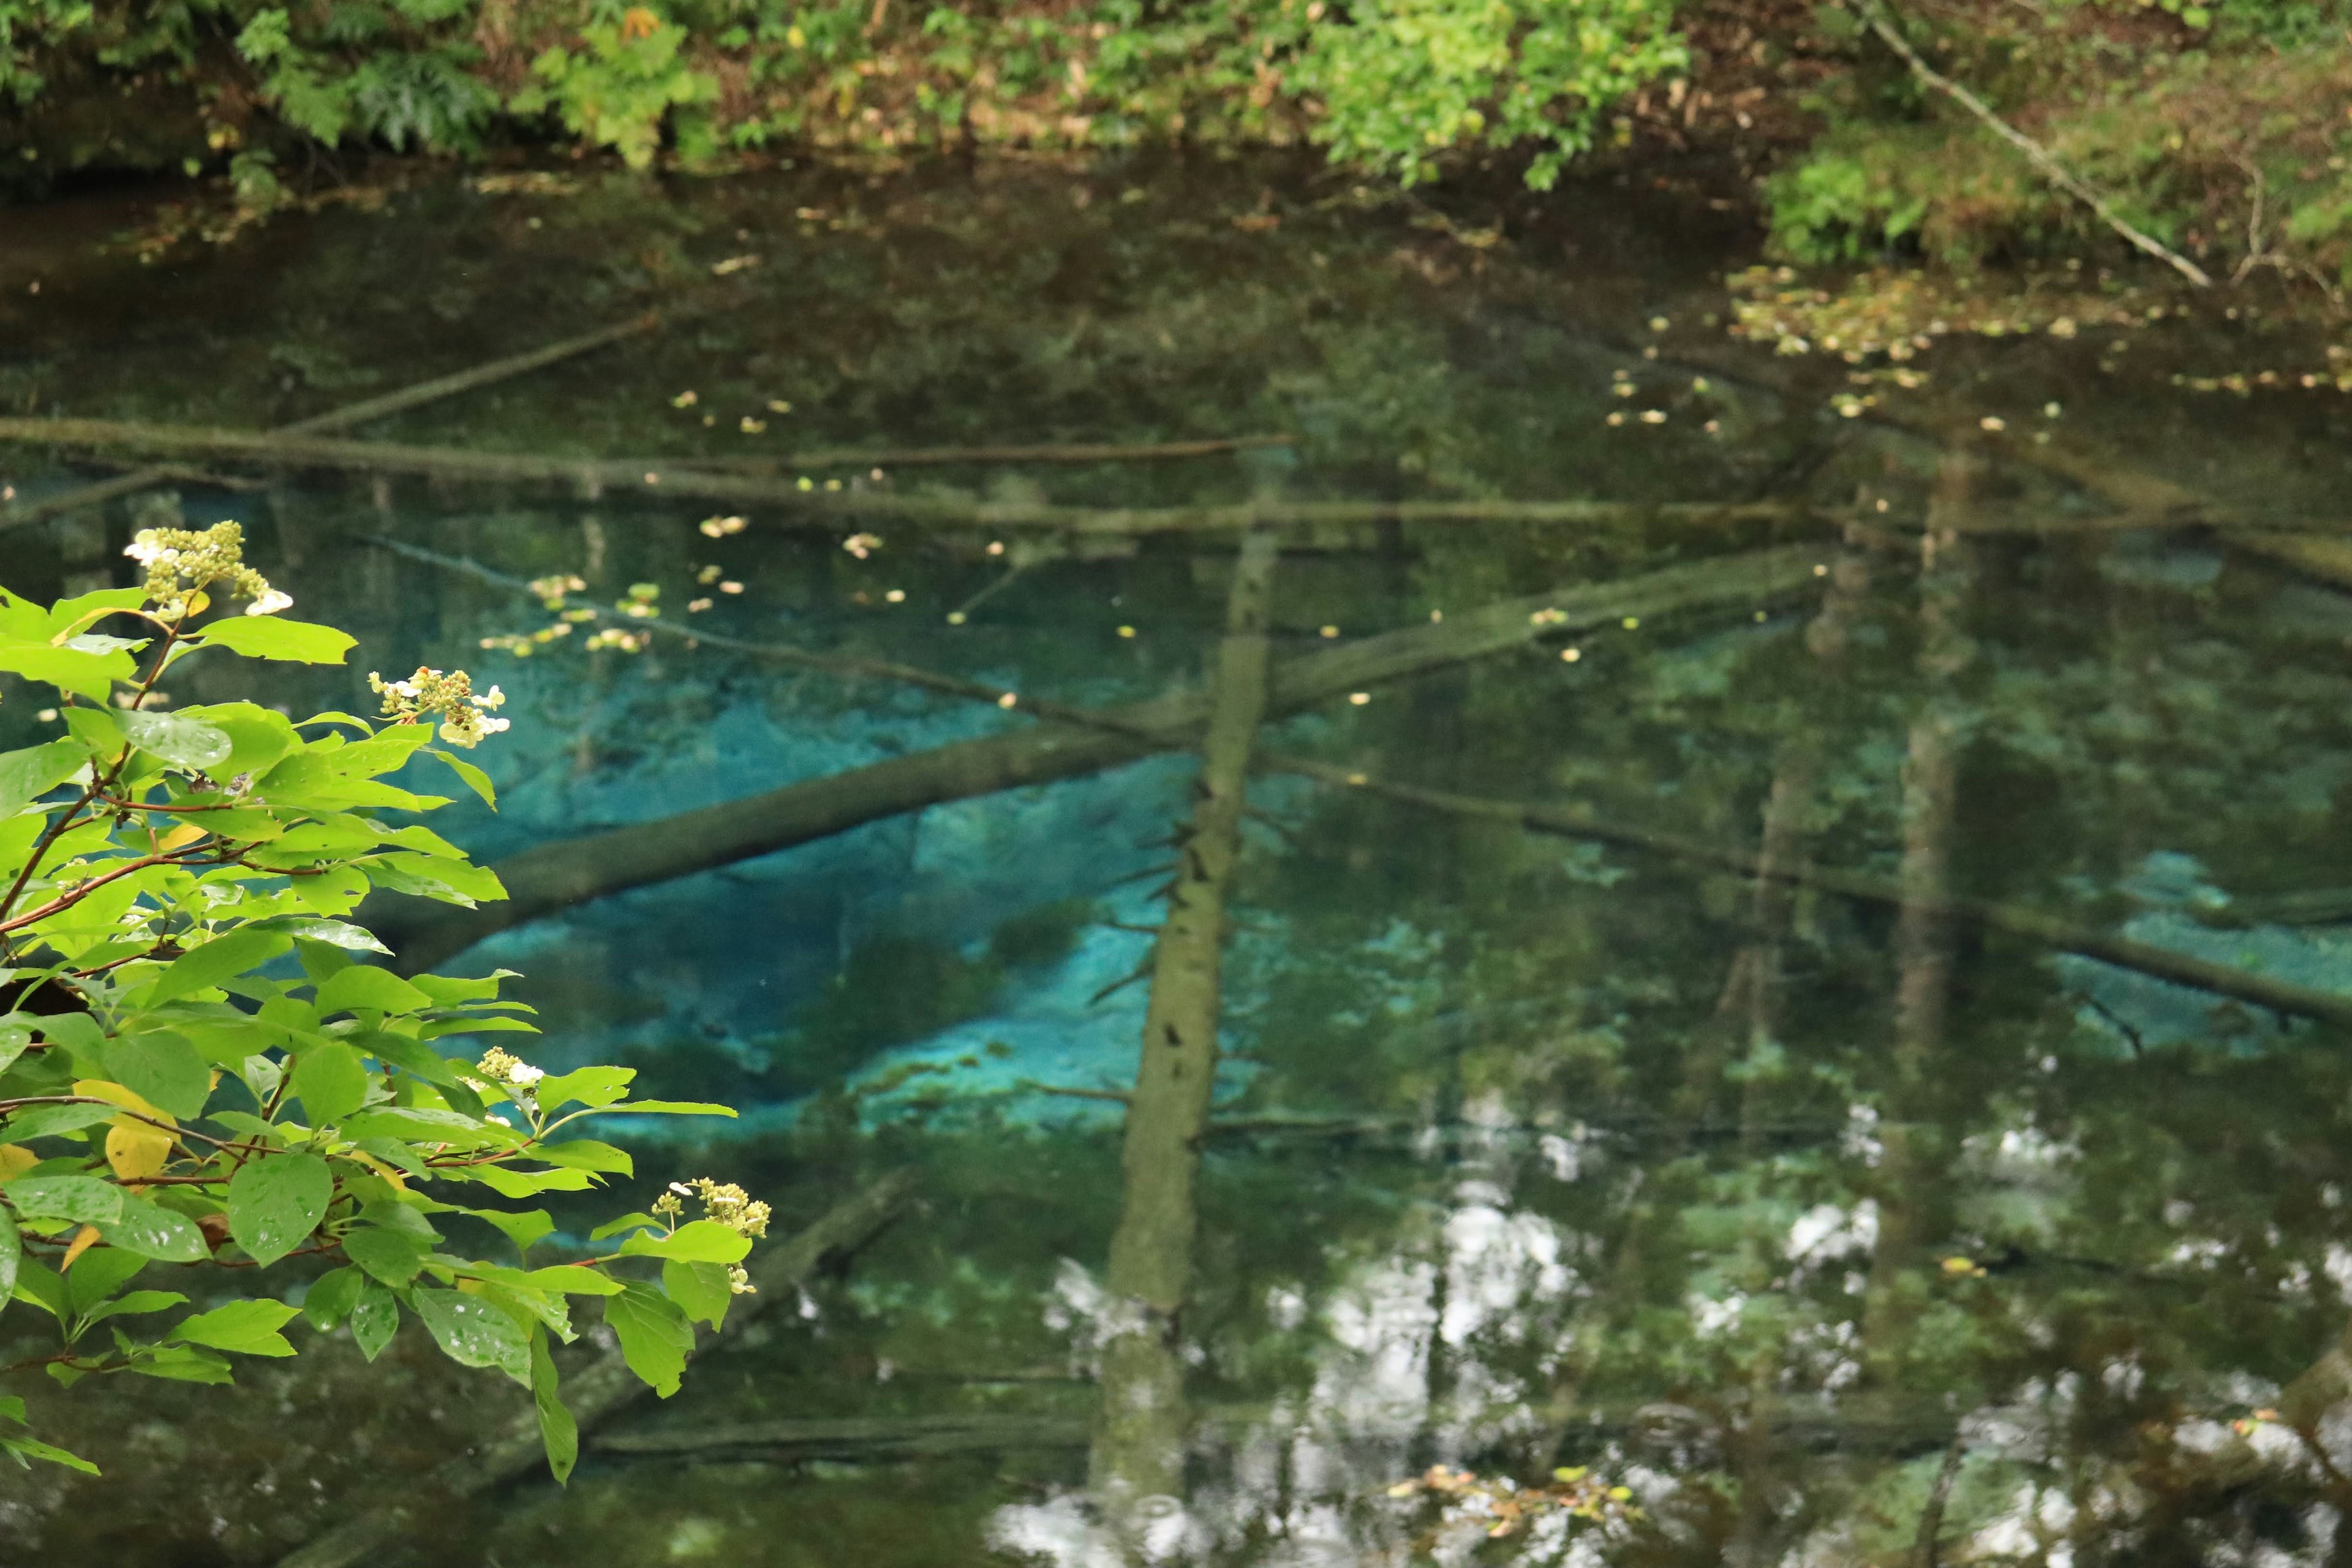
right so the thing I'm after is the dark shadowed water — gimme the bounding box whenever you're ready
[6,154,2352,1567]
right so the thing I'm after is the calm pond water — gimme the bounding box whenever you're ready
[6,154,2352,1567]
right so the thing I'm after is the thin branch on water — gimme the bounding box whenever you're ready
[1853,0,2212,287]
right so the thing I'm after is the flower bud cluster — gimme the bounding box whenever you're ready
[124,522,292,622]
[369,666,510,748]
[530,573,587,610]
[654,1177,773,1294]
[470,1046,546,1090]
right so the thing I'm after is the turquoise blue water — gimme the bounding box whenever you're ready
[5,157,2352,1566]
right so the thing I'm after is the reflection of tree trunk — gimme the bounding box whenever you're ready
[1090,530,1279,1525]
[1541,541,1870,1487]
[1725,538,1870,1565]
[1864,453,1978,1385]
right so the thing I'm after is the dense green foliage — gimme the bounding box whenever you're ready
[1,0,1688,187]
[0,529,756,1477]
[8,0,2352,287]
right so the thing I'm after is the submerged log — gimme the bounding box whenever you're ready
[684,434,1297,469]
[1264,758,2352,1030]
[274,1170,918,1568]
[595,1413,1095,1458]
[0,416,1800,535]
[366,545,1821,968]
[0,314,665,533]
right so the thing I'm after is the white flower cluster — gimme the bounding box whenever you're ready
[368,666,510,748]
[123,521,292,621]
[466,1046,546,1103]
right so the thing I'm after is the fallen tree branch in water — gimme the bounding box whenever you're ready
[1261,757,2352,1029]
[274,1169,918,1568]
[364,545,1822,968]
[595,1413,1095,1458]
[0,312,666,533]
[685,434,1298,469]
[1852,0,2213,288]
[0,417,1801,535]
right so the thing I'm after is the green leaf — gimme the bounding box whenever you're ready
[2,1102,121,1141]
[180,701,298,778]
[7,1175,124,1226]
[290,1042,371,1126]
[355,1198,440,1240]
[350,1282,399,1360]
[43,586,146,635]
[465,1165,597,1200]
[83,1289,187,1327]
[0,635,132,702]
[148,929,294,1005]
[524,1264,624,1296]
[592,1100,737,1117]
[412,1287,532,1385]
[604,1282,695,1397]
[0,1014,31,1076]
[466,1207,555,1260]
[99,1031,213,1119]
[96,1195,207,1263]
[226,1152,332,1267]
[314,965,433,1017]
[293,937,356,985]
[118,709,233,771]
[342,1106,511,1148]
[346,1030,462,1088]
[0,739,86,816]
[10,1259,66,1321]
[250,916,389,954]
[342,1225,428,1287]
[302,1265,368,1330]
[588,1212,659,1241]
[1,1431,101,1472]
[194,616,356,664]
[61,704,126,762]
[407,970,520,1006]
[533,1066,635,1111]
[66,1248,146,1314]
[662,1258,734,1330]
[169,1297,301,1356]
[618,1219,751,1265]
[0,1207,17,1317]
[534,1140,633,1177]
[129,1346,233,1384]
[530,1325,579,1483]
[428,747,497,809]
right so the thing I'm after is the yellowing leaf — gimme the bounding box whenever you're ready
[0,1144,36,1182]
[346,1150,409,1191]
[106,1118,175,1183]
[157,822,207,852]
[61,1224,101,1270]
[73,1079,173,1126]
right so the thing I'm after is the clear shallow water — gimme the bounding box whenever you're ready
[6,157,2352,1566]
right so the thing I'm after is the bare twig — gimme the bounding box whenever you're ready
[685,434,1299,470]
[0,417,1805,535]
[1852,0,2213,287]
[0,313,665,533]
[1267,757,2352,1029]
